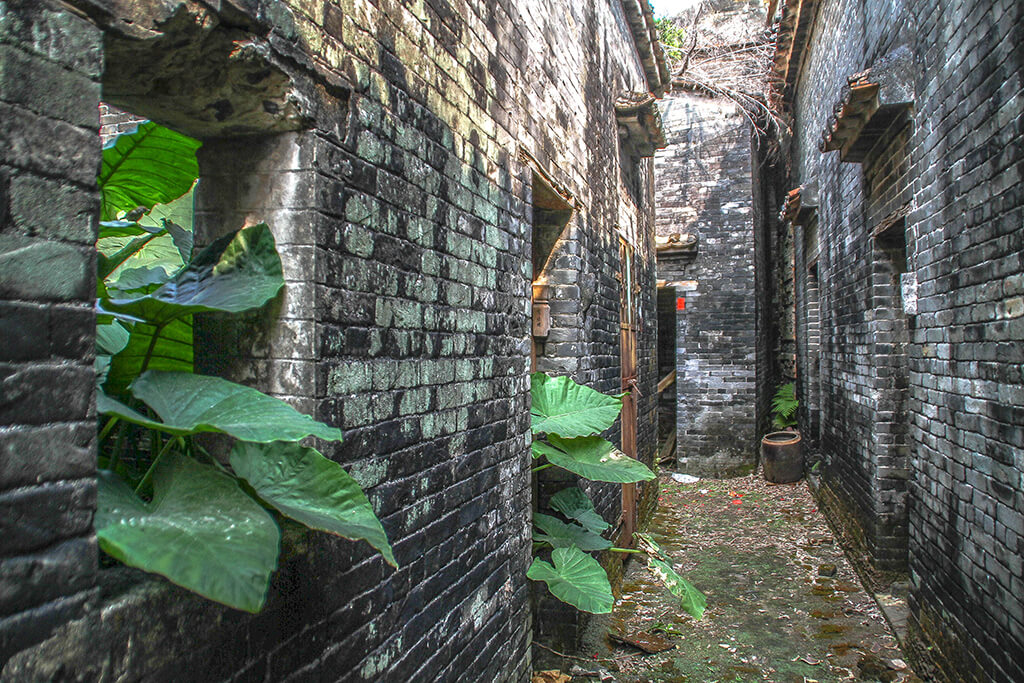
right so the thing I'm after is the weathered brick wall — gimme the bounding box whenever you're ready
[1,0,662,680]
[779,0,1024,679]
[793,213,822,451]
[654,93,758,476]
[0,0,102,662]
[786,0,913,575]
[525,0,661,656]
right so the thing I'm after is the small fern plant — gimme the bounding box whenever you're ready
[771,382,799,430]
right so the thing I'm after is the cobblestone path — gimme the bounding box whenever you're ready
[571,474,923,683]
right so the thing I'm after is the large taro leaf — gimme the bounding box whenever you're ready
[103,318,193,396]
[95,454,280,613]
[141,189,196,261]
[533,512,610,551]
[550,487,610,534]
[97,222,182,285]
[647,557,707,620]
[96,319,132,388]
[535,434,656,483]
[636,533,706,620]
[97,391,189,435]
[230,441,396,567]
[101,224,284,327]
[531,372,623,437]
[100,371,344,442]
[100,121,200,221]
[97,320,131,356]
[527,546,614,614]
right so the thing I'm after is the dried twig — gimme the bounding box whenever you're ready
[531,640,645,664]
[661,1,790,147]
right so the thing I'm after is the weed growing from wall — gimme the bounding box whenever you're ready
[529,373,705,619]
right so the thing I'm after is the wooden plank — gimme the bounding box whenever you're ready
[657,370,676,394]
[658,429,677,464]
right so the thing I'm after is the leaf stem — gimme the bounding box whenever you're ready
[135,436,179,494]
[609,547,644,554]
[98,417,120,442]
[108,420,129,471]
[139,322,167,375]
[531,464,554,473]
[190,440,229,473]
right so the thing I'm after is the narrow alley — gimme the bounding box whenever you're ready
[1,0,1020,680]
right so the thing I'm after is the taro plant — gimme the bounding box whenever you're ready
[94,121,394,613]
[770,381,799,430]
[529,373,705,619]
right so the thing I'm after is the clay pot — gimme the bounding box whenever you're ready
[761,431,803,483]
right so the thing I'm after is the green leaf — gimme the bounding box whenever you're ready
[647,557,706,620]
[101,224,284,327]
[95,455,279,613]
[162,219,194,263]
[533,512,611,551]
[117,371,343,442]
[106,266,175,296]
[97,390,190,435]
[103,318,193,396]
[96,320,131,356]
[635,532,668,561]
[550,487,610,533]
[531,373,624,437]
[96,320,132,388]
[98,220,153,241]
[771,382,798,429]
[140,188,196,261]
[527,546,614,614]
[98,226,181,284]
[530,373,624,438]
[100,121,200,221]
[538,434,656,483]
[230,441,396,567]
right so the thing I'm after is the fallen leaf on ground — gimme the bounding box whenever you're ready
[532,671,571,683]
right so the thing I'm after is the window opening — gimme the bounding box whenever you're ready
[530,171,574,371]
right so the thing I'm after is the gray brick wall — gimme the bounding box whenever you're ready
[0,0,663,680]
[777,0,1024,679]
[655,93,758,477]
[0,0,102,662]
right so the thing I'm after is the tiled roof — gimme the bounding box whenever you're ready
[818,47,915,162]
[615,92,667,156]
[779,182,819,224]
[769,0,818,108]
[621,0,671,97]
[779,187,803,223]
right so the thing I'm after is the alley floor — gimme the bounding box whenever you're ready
[541,474,923,683]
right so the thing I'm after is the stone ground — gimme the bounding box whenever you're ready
[536,474,923,683]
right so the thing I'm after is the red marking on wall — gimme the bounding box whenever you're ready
[676,297,686,310]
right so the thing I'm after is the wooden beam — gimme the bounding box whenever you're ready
[658,429,676,464]
[657,370,676,395]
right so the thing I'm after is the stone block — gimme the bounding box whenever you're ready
[0,480,95,555]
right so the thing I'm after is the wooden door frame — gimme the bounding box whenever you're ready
[618,237,639,545]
